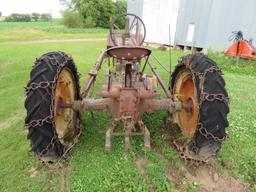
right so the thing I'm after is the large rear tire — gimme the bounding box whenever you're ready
[24,52,81,162]
[170,54,229,161]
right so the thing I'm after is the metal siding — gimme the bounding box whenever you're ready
[142,0,179,45]
[205,0,256,51]
[127,0,144,18]
[128,0,180,45]
[175,0,213,48]
[128,0,256,51]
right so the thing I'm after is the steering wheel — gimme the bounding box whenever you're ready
[110,13,146,46]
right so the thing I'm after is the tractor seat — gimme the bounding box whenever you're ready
[106,46,151,61]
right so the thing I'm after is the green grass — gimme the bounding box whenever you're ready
[0,20,108,42]
[208,50,256,76]
[0,20,61,30]
[0,39,256,191]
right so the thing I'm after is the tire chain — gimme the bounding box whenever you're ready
[24,52,82,169]
[173,54,229,165]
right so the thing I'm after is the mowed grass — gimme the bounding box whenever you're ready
[0,40,256,191]
[0,20,108,42]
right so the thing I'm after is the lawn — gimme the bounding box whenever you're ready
[0,35,256,191]
[0,20,108,42]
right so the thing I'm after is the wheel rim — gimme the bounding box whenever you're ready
[173,68,199,138]
[54,67,77,145]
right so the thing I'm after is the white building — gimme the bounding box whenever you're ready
[128,0,256,51]
[0,16,5,21]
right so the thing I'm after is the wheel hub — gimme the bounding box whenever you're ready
[183,97,194,115]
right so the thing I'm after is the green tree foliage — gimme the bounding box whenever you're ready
[114,0,127,29]
[0,12,2,17]
[62,11,83,28]
[61,0,127,28]
[79,0,115,28]
[84,16,96,28]
[31,13,40,21]
[40,13,52,21]
[5,13,31,22]
[115,0,127,16]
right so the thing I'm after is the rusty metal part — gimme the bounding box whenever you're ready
[75,98,110,111]
[105,117,151,152]
[144,99,182,112]
[71,89,182,124]
[81,51,107,97]
[172,68,199,138]
[150,54,170,73]
[148,60,171,98]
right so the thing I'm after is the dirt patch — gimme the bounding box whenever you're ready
[59,165,74,192]
[6,28,42,34]
[167,165,250,192]
[238,95,249,101]
[135,156,149,176]
[163,123,250,191]
[29,167,39,178]
[28,163,74,192]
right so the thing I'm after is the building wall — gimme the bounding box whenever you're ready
[205,0,256,51]
[0,16,5,21]
[170,0,256,50]
[175,0,213,48]
[128,0,256,51]
[127,0,144,18]
[142,0,180,45]
[127,0,180,45]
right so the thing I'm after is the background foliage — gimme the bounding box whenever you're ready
[62,0,127,28]
[4,13,52,22]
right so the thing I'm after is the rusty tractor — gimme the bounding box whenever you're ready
[24,14,229,163]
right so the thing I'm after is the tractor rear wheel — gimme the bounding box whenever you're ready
[24,52,81,162]
[170,54,229,161]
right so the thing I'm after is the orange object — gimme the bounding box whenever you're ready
[225,40,256,59]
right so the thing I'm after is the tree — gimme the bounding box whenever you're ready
[0,12,2,17]
[23,14,31,22]
[59,0,127,28]
[31,13,40,21]
[115,0,127,16]
[5,13,31,22]
[79,0,115,28]
[40,13,52,21]
[114,0,127,29]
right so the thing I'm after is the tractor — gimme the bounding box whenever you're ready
[24,14,229,163]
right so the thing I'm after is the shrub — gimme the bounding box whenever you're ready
[63,11,83,28]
